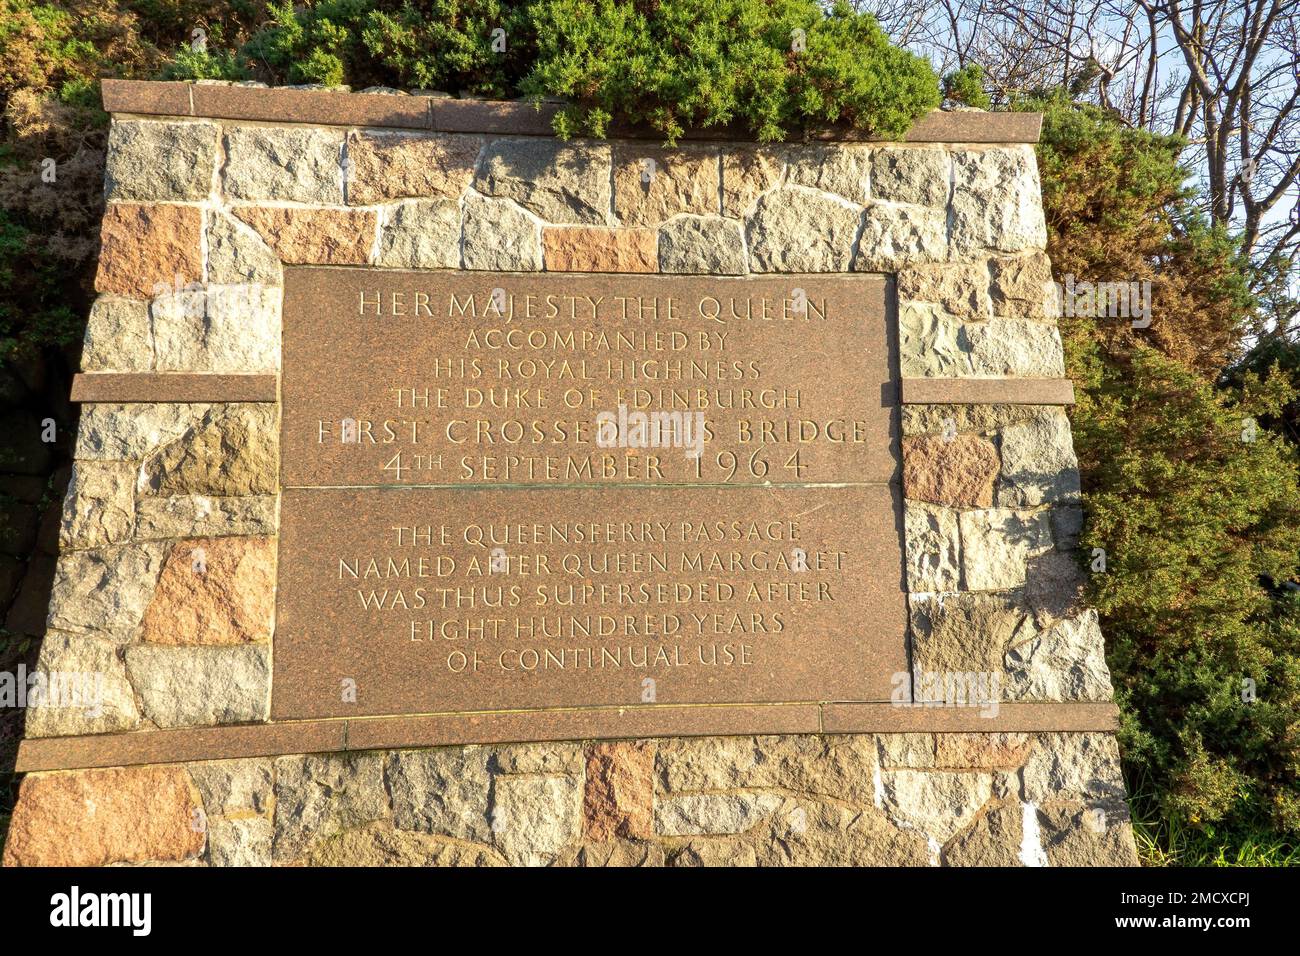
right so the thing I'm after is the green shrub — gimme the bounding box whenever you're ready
[0,2,123,361]
[523,0,938,143]
[1074,343,1300,840]
[1031,95,1300,858]
[360,0,535,96]
[162,41,249,81]
[230,0,939,142]
[1034,94,1252,378]
[942,63,989,109]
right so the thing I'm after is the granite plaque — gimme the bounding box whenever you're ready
[280,270,897,486]
[275,268,905,722]
[272,485,907,718]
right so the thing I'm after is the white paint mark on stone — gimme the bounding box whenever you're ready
[1019,800,1048,867]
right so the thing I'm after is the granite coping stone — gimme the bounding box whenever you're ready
[102,80,1042,143]
[14,701,1118,772]
[71,373,279,403]
[900,377,1075,405]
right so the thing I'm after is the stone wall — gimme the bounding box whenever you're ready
[4,732,1133,867]
[2,86,1137,866]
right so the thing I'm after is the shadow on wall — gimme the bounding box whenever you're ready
[0,350,78,841]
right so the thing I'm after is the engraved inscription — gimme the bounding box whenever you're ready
[273,268,905,722]
[280,270,896,487]
[272,485,907,719]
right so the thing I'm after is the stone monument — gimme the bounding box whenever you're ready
[1,80,1136,866]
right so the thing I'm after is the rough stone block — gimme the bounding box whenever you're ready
[560,839,665,868]
[934,733,1033,770]
[105,120,219,202]
[233,206,376,265]
[491,741,584,774]
[997,412,1081,507]
[275,752,390,861]
[1,766,204,866]
[746,187,861,272]
[721,147,785,217]
[491,773,582,866]
[990,252,1056,318]
[961,317,1065,377]
[59,460,136,549]
[899,304,1065,377]
[879,769,992,843]
[1022,548,1088,622]
[658,215,746,275]
[46,542,167,641]
[613,144,720,226]
[475,138,611,224]
[191,759,274,816]
[667,839,758,867]
[151,283,281,373]
[583,741,655,841]
[898,303,968,377]
[903,501,961,592]
[958,507,1053,591]
[346,130,481,204]
[902,403,1046,438]
[853,203,948,271]
[124,643,271,727]
[655,792,783,836]
[941,802,1025,865]
[96,203,203,298]
[1038,802,1139,866]
[786,145,871,204]
[462,192,543,271]
[950,146,1047,256]
[903,434,1000,507]
[82,297,153,371]
[910,592,1036,678]
[753,798,931,866]
[543,226,656,272]
[206,211,281,287]
[1004,610,1114,701]
[139,537,276,645]
[23,629,141,736]
[206,817,273,867]
[1020,733,1128,805]
[75,403,209,462]
[141,404,278,497]
[374,198,461,268]
[386,747,493,843]
[655,735,878,808]
[303,822,506,866]
[191,759,275,866]
[875,733,937,769]
[870,147,950,207]
[898,262,992,319]
[134,495,278,541]
[223,126,344,204]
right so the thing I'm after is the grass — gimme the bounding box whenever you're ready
[1127,770,1300,866]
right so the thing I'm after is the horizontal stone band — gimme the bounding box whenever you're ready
[900,377,1075,405]
[68,374,1075,406]
[71,373,278,403]
[101,79,1043,143]
[15,702,1118,772]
